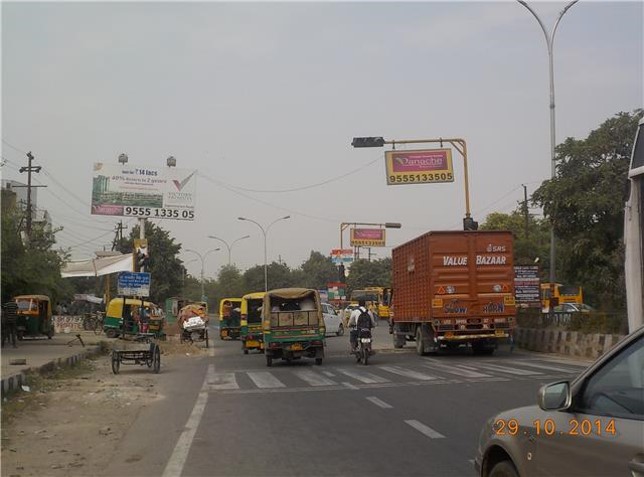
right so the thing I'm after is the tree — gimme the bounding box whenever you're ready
[480,211,550,269]
[532,109,643,309]
[1,196,71,304]
[346,258,392,292]
[116,222,184,305]
[298,251,338,289]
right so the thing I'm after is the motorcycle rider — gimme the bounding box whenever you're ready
[348,299,376,352]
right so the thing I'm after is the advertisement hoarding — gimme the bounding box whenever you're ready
[350,228,386,247]
[91,163,196,221]
[514,265,541,308]
[385,149,454,185]
[330,249,354,265]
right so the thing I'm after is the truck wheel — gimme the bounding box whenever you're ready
[415,327,425,356]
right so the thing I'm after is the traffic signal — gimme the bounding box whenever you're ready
[351,136,385,148]
[463,217,479,231]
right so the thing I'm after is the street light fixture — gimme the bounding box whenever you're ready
[207,234,251,265]
[238,215,291,292]
[185,248,221,300]
[118,153,128,165]
[167,156,177,167]
[516,0,578,295]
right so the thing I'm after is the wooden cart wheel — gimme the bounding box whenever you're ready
[111,351,120,374]
[152,344,161,374]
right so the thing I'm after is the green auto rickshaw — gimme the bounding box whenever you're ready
[14,295,55,340]
[219,297,242,340]
[103,297,165,338]
[261,288,326,367]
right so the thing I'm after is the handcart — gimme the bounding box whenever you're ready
[180,315,209,347]
[111,334,161,374]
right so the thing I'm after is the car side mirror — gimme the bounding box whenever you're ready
[538,381,571,411]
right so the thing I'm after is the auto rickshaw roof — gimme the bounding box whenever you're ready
[242,291,266,300]
[14,295,51,301]
[265,288,318,300]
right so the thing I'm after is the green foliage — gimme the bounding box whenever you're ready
[532,109,643,309]
[480,211,550,270]
[298,251,339,289]
[116,222,184,306]
[346,258,392,292]
[0,202,71,304]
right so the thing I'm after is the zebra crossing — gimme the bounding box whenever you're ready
[206,358,586,394]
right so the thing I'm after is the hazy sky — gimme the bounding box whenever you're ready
[2,0,642,279]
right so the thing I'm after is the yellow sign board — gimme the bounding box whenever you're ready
[385,148,455,185]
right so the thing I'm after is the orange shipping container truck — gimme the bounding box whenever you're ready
[391,230,516,355]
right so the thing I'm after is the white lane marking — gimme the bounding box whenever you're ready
[247,371,285,388]
[336,368,390,384]
[162,364,214,477]
[510,361,580,374]
[208,347,215,357]
[343,382,359,390]
[420,363,492,378]
[293,369,336,386]
[483,363,542,376]
[366,396,393,409]
[378,365,436,381]
[207,372,239,390]
[322,371,335,378]
[405,420,445,439]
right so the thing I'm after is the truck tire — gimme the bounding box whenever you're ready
[415,327,425,356]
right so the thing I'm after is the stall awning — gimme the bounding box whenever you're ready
[62,253,133,278]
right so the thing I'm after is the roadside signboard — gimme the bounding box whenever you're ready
[514,265,541,307]
[330,248,354,265]
[385,148,454,185]
[91,162,196,221]
[327,282,347,302]
[117,272,151,297]
[350,228,386,247]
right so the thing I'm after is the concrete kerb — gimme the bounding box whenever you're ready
[1,342,106,398]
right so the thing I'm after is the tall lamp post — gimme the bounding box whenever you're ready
[207,234,251,266]
[517,0,578,295]
[185,248,220,300]
[238,215,291,292]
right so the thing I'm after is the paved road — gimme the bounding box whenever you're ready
[102,322,590,477]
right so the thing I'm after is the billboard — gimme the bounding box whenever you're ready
[91,163,196,221]
[350,228,386,247]
[514,265,541,308]
[385,148,454,185]
[330,249,354,265]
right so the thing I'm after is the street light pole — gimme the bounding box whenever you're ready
[517,0,578,292]
[238,216,290,292]
[207,234,251,266]
[185,248,220,300]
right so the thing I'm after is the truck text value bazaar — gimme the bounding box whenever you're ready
[390,230,515,355]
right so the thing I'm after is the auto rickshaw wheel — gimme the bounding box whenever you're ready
[17,331,24,341]
[315,358,323,365]
[105,329,118,339]
[152,344,161,374]
[266,355,272,367]
[47,328,54,339]
[111,351,120,374]
[243,348,249,355]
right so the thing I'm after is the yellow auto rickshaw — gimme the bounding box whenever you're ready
[103,297,165,338]
[14,295,55,340]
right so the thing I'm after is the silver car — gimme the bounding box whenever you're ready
[475,325,644,477]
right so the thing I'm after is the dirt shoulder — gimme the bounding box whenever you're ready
[1,339,207,477]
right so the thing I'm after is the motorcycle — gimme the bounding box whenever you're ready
[351,327,373,365]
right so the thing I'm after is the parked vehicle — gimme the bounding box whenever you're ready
[240,292,266,354]
[322,302,344,336]
[475,325,644,477]
[390,230,516,355]
[14,295,54,340]
[541,282,584,312]
[219,297,242,340]
[261,288,326,367]
[103,297,164,338]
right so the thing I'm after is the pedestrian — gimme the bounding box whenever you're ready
[2,300,19,348]
[56,303,63,315]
